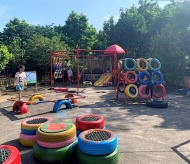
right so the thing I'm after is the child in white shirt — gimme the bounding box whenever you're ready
[14,65,27,100]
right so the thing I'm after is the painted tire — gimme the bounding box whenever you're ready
[54,87,68,92]
[138,71,148,85]
[21,116,52,130]
[19,132,36,147]
[13,101,28,114]
[77,148,119,164]
[148,58,161,71]
[36,123,76,142]
[118,81,127,93]
[76,114,105,131]
[122,58,137,71]
[153,84,166,98]
[83,81,92,86]
[138,85,150,99]
[0,145,21,164]
[33,138,78,162]
[21,128,37,135]
[78,129,117,155]
[65,94,78,104]
[124,84,138,98]
[136,58,148,71]
[37,136,76,148]
[28,94,44,102]
[123,71,138,84]
[52,100,72,113]
[152,71,164,84]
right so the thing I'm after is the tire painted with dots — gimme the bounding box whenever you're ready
[78,129,118,155]
[0,145,21,164]
[76,114,105,131]
[21,116,52,130]
[77,148,119,164]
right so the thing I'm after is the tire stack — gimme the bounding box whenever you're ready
[20,116,52,147]
[33,122,78,163]
[75,114,105,137]
[77,129,119,164]
[0,145,21,164]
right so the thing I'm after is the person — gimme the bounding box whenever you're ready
[106,67,110,73]
[146,70,154,101]
[67,65,73,84]
[14,65,27,100]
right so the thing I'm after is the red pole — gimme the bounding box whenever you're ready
[114,53,117,90]
[50,52,53,88]
[90,56,93,83]
[77,49,80,93]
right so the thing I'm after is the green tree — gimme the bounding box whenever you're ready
[0,45,13,72]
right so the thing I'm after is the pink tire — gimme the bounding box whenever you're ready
[138,85,150,99]
[36,136,76,148]
[19,132,36,147]
[153,84,166,98]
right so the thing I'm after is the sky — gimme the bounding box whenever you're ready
[0,0,170,32]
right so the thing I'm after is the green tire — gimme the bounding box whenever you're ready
[122,58,137,71]
[33,138,78,162]
[77,148,119,164]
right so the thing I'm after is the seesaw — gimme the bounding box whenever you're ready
[7,94,85,114]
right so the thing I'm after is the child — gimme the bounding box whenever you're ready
[67,65,73,84]
[106,67,110,73]
[14,65,27,100]
[146,70,154,101]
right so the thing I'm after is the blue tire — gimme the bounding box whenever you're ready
[52,100,72,113]
[21,128,36,135]
[78,129,118,155]
[138,71,148,85]
[152,71,164,84]
[148,58,161,71]
[122,58,137,71]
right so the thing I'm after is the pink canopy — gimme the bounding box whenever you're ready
[104,44,125,55]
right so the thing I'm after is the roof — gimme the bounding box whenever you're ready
[104,44,125,55]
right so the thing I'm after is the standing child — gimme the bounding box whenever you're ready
[146,70,154,101]
[14,65,27,100]
[67,65,73,85]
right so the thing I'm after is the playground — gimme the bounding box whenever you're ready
[0,45,190,164]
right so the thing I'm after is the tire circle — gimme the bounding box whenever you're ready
[124,84,138,98]
[152,71,164,84]
[153,84,166,98]
[122,58,137,71]
[136,58,148,71]
[78,129,118,155]
[138,85,150,99]
[0,145,21,164]
[138,71,149,85]
[21,116,52,130]
[123,71,138,84]
[148,58,161,71]
[76,114,105,131]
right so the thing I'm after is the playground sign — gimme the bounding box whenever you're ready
[25,71,37,84]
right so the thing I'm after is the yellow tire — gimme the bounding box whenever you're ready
[29,94,44,102]
[36,123,76,142]
[136,58,148,71]
[21,117,52,130]
[124,84,138,98]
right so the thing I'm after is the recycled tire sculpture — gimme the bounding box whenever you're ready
[33,138,78,163]
[52,100,72,113]
[0,145,21,164]
[29,94,44,102]
[77,148,119,164]
[76,114,105,131]
[122,58,137,71]
[124,84,138,98]
[78,129,118,155]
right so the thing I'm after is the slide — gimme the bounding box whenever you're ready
[94,73,112,87]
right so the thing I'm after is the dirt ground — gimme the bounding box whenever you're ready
[0,85,190,164]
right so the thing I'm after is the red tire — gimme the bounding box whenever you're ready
[54,87,68,92]
[0,145,21,164]
[153,84,166,98]
[13,101,28,114]
[123,71,138,84]
[65,94,78,104]
[138,85,150,99]
[76,114,105,131]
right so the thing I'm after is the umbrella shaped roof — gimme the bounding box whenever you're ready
[104,44,125,55]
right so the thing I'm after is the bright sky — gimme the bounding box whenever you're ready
[0,0,170,32]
